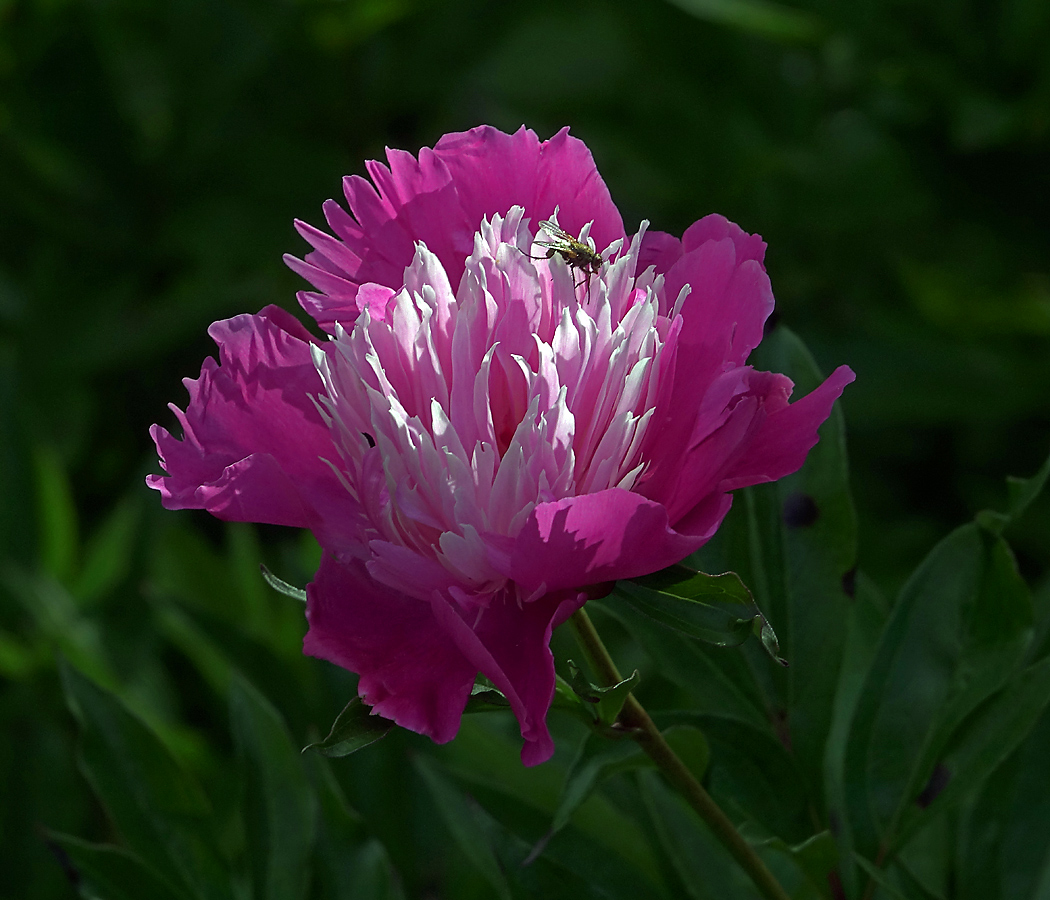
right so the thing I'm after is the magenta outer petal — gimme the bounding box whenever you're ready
[636,230,684,287]
[286,147,472,330]
[681,213,768,262]
[501,489,707,595]
[668,237,774,375]
[286,126,627,335]
[305,554,477,743]
[433,125,626,254]
[647,370,790,523]
[146,306,352,535]
[719,364,856,491]
[430,588,586,766]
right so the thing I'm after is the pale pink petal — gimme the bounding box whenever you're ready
[305,555,477,742]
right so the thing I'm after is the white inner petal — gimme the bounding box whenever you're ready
[315,207,676,599]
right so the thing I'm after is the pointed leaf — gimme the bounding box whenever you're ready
[957,702,1050,900]
[976,451,1050,536]
[853,855,911,900]
[894,654,1050,850]
[843,524,1034,860]
[423,748,658,900]
[435,719,661,884]
[729,325,857,808]
[74,494,142,605]
[758,830,839,891]
[662,712,812,842]
[413,755,512,900]
[616,568,784,662]
[464,678,512,713]
[59,661,232,900]
[641,769,818,900]
[45,833,189,900]
[229,675,317,900]
[528,731,653,862]
[589,601,771,730]
[303,696,395,757]
[566,660,641,725]
[823,573,891,895]
[305,754,405,900]
[34,444,78,584]
[260,564,307,604]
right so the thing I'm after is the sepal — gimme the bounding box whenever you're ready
[260,564,307,603]
[303,697,395,758]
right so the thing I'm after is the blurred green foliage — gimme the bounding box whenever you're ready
[1,0,1049,897]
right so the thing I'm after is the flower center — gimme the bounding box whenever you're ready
[312,207,678,596]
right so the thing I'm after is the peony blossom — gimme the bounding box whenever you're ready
[148,126,854,765]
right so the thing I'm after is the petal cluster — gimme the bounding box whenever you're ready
[149,125,854,765]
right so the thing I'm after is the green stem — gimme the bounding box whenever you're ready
[569,607,791,900]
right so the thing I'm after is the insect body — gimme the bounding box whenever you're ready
[532,218,604,298]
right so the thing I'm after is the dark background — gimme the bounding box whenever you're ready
[2,0,1048,896]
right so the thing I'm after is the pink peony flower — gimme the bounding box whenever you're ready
[148,126,854,765]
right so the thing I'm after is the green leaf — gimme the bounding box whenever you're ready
[976,450,1050,535]
[639,769,765,900]
[229,675,317,900]
[463,676,511,713]
[853,854,910,900]
[158,601,309,730]
[824,573,891,895]
[74,494,142,606]
[228,524,272,635]
[4,567,117,689]
[617,567,786,664]
[45,833,190,900]
[413,755,512,900]
[843,524,1034,861]
[59,660,232,900]
[663,0,824,43]
[759,830,839,892]
[895,654,1050,850]
[566,659,642,725]
[957,702,1050,900]
[435,718,662,885]
[303,696,395,758]
[305,753,405,900]
[589,600,771,731]
[260,564,307,604]
[731,326,859,803]
[33,444,78,584]
[420,749,656,900]
[855,852,947,900]
[663,712,812,843]
[528,730,653,862]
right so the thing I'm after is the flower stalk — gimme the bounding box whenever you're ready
[568,607,792,900]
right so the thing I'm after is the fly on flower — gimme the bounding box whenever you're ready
[532,216,604,299]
